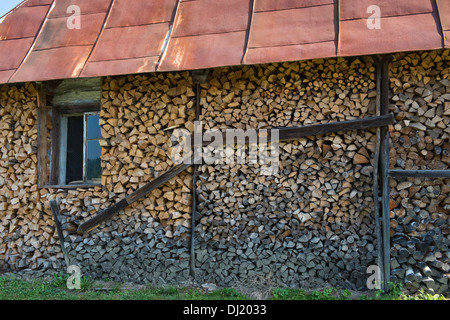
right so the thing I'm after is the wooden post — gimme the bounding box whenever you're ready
[50,199,71,267]
[190,82,202,278]
[379,55,393,292]
[37,83,49,188]
[373,58,383,288]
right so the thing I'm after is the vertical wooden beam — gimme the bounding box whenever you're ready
[379,55,392,291]
[190,70,209,278]
[37,83,49,188]
[190,82,201,278]
[373,58,383,289]
[50,109,60,185]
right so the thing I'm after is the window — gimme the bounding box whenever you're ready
[36,78,103,188]
[59,112,102,185]
[50,106,102,186]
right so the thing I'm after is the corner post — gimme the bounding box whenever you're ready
[190,69,209,278]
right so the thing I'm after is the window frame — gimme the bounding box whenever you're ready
[49,104,102,188]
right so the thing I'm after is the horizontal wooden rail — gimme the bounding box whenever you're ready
[389,169,450,178]
[77,114,394,234]
[277,114,393,141]
[193,114,394,145]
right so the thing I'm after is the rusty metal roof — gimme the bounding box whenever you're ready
[0,0,448,84]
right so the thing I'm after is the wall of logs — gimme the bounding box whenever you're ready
[194,57,379,290]
[0,50,448,295]
[389,50,449,295]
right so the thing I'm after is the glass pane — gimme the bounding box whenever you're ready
[86,114,101,139]
[86,140,102,183]
[66,116,83,184]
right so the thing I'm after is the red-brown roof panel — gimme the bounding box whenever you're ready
[248,4,336,49]
[159,0,251,71]
[254,0,334,12]
[245,40,336,65]
[80,0,178,79]
[340,0,433,20]
[339,13,443,57]
[0,70,15,84]
[444,31,450,48]
[0,5,49,40]
[89,23,169,62]
[21,0,54,6]
[81,56,159,78]
[436,0,450,47]
[34,13,106,50]
[0,38,34,70]
[0,0,449,84]
[47,0,111,18]
[10,46,92,82]
[172,0,250,37]
[158,31,247,71]
[106,0,176,28]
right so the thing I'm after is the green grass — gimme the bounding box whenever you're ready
[0,275,447,300]
[0,274,250,300]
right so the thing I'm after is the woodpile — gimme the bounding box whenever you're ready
[389,50,450,295]
[0,83,62,271]
[97,73,195,241]
[48,73,197,282]
[194,58,380,288]
[100,72,195,238]
[0,50,448,294]
[389,50,450,171]
[390,177,449,295]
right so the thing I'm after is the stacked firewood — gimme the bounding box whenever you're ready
[0,83,63,270]
[96,73,196,239]
[1,50,447,293]
[390,178,449,294]
[194,57,380,288]
[389,50,450,295]
[50,74,197,281]
[389,50,450,170]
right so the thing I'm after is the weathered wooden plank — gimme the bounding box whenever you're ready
[37,83,49,188]
[276,114,394,142]
[51,78,102,107]
[373,60,383,287]
[195,114,394,146]
[50,199,71,266]
[379,56,392,292]
[190,82,202,278]
[49,109,60,186]
[126,161,194,204]
[77,160,195,234]
[389,169,450,178]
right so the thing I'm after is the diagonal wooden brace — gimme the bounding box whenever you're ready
[77,114,394,234]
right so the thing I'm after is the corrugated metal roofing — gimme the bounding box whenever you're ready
[0,0,448,84]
